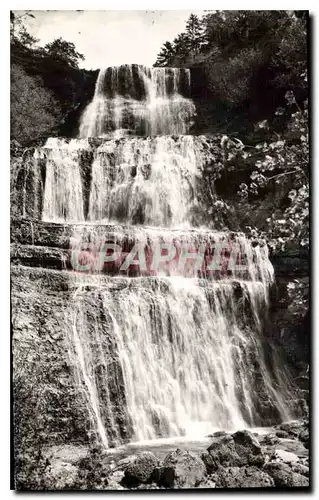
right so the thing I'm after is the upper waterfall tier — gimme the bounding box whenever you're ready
[79,65,196,137]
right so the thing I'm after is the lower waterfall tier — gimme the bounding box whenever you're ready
[11,219,273,282]
[12,265,300,448]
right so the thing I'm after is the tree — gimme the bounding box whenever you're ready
[11,64,61,145]
[154,41,176,67]
[154,10,308,132]
[10,10,38,47]
[172,33,191,64]
[234,88,309,251]
[44,37,85,68]
[185,14,204,55]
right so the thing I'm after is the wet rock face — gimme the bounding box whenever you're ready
[267,251,309,379]
[11,265,131,449]
[158,449,206,488]
[11,268,88,447]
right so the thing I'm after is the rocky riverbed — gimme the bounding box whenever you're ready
[32,419,310,491]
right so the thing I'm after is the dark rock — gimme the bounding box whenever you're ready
[261,433,279,446]
[275,430,289,439]
[299,429,309,448]
[232,430,265,467]
[203,430,264,473]
[123,451,159,486]
[263,462,309,487]
[207,430,227,438]
[158,448,206,489]
[276,420,306,437]
[291,464,309,477]
[202,435,242,472]
[299,390,310,403]
[294,376,309,390]
[216,466,275,488]
[254,401,281,426]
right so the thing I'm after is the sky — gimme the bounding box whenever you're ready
[16,10,205,70]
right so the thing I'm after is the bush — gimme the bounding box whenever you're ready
[11,64,61,145]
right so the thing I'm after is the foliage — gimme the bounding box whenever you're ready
[155,14,205,66]
[10,11,96,143]
[44,38,85,69]
[10,11,38,47]
[11,64,61,145]
[237,91,309,251]
[154,41,175,67]
[287,278,309,321]
[154,11,308,133]
[196,87,308,253]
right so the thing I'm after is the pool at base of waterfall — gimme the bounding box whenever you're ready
[43,423,296,462]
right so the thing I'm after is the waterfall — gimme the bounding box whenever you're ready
[88,136,200,227]
[36,135,210,226]
[79,65,196,137]
[24,64,294,447]
[38,140,85,222]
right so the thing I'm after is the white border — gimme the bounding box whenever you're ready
[1,2,317,498]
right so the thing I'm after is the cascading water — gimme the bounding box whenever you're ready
[37,135,208,226]
[25,64,294,448]
[88,136,200,227]
[37,140,85,222]
[79,65,195,137]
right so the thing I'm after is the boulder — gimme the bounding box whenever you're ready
[276,420,306,437]
[202,435,242,472]
[232,430,265,467]
[216,466,275,488]
[206,430,227,438]
[299,429,309,448]
[275,430,289,439]
[263,461,309,487]
[158,448,206,488]
[261,433,279,446]
[123,451,159,486]
[291,463,309,477]
[105,482,125,490]
[202,430,264,473]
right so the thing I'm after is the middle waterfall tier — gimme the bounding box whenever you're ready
[19,136,215,227]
